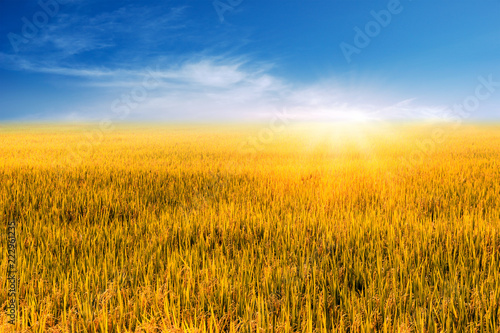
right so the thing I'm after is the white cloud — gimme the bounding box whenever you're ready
[0,50,446,121]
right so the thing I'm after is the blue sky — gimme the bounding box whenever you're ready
[0,0,499,122]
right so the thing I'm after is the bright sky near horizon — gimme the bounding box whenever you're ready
[0,0,499,122]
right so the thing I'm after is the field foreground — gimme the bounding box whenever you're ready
[1,123,500,332]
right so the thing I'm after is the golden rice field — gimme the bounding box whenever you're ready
[1,122,500,332]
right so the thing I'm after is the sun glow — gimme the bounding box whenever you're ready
[284,109,396,162]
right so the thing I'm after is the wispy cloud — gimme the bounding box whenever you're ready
[1,49,445,121]
[3,4,188,64]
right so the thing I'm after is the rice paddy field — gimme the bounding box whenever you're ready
[1,122,500,332]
